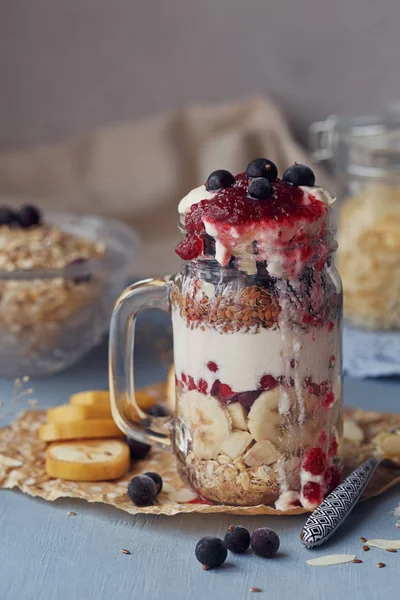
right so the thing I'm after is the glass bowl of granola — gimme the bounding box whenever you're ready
[0,205,138,376]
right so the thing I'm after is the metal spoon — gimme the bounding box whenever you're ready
[300,457,398,548]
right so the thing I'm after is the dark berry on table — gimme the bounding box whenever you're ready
[302,447,326,475]
[147,403,170,417]
[126,436,151,460]
[18,204,41,228]
[0,206,17,226]
[143,471,163,494]
[282,163,315,186]
[66,257,92,284]
[250,528,280,558]
[248,178,272,201]
[205,170,235,191]
[126,475,157,506]
[195,537,227,569]
[224,525,250,554]
[246,158,278,181]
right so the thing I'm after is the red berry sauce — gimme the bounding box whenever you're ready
[176,174,328,261]
[302,481,322,505]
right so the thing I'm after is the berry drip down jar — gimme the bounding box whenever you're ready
[109,159,343,511]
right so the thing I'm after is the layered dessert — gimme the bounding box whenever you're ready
[172,159,342,508]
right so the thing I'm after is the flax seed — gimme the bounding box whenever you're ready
[377,562,385,568]
[362,545,370,551]
[353,559,363,564]
[121,549,131,555]
[360,537,367,542]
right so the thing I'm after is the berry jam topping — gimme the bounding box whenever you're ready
[259,374,277,391]
[176,172,327,263]
[302,447,327,475]
[246,158,278,181]
[205,169,235,191]
[248,177,272,201]
[322,391,335,408]
[282,163,315,187]
[187,376,196,391]
[207,361,218,372]
[302,481,322,505]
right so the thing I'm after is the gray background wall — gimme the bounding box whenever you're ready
[0,0,399,152]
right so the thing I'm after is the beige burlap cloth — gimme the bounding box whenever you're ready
[0,382,399,517]
[0,97,331,276]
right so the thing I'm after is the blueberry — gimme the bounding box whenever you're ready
[0,206,17,226]
[143,471,163,494]
[224,525,250,554]
[250,528,280,557]
[205,170,235,191]
[66,257,91,284]
[126,475,157,506]
[246,158,278,181]
[18,204,41,228]
[126,436,151,460]
[147,403,170,417]
[282,163,315,186]
[195,537,227,569]
[248,178,272,201]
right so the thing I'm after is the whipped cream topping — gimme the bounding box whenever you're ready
[176,175,336,278]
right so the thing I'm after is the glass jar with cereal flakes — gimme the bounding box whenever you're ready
[310,105,400,330]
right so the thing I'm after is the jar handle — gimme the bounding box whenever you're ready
[109,277,173,450]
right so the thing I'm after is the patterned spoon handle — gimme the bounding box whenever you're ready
[300,458,380,548]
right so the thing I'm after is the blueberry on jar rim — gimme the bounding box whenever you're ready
[246,158,278,181]
[282,163,315,187]
[205,169,235,191]
[248,177,272,201]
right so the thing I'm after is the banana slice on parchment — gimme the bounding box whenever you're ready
[46,439,130,481]
[179,390,230,460]
[48,404,112,423]
[39,419,124,442]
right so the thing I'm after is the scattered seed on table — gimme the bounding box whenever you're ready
[202,565,210,571]
[387,548,397,553]
[360,537,367,543]
[353,559,363,564]
[121,549,131,555]
[362,545,370,551]
[377,563,386,568]
[67,512,76,516]
[250,588,262,593]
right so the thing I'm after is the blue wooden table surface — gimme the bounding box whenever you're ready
[1,315,399,600]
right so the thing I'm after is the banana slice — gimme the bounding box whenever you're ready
[39,419,123,442]
[243,440,278,467]
[46,439,130,481]
[70,390,110,407]
[47,404,112,423]
[226,403,248,430]
[220,430,253,460]
[179,390,230,460]
[247,389,282,446]
[166,366,176,412]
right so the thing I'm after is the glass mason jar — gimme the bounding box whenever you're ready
[109,215,342,509]
[310,104,400,330]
